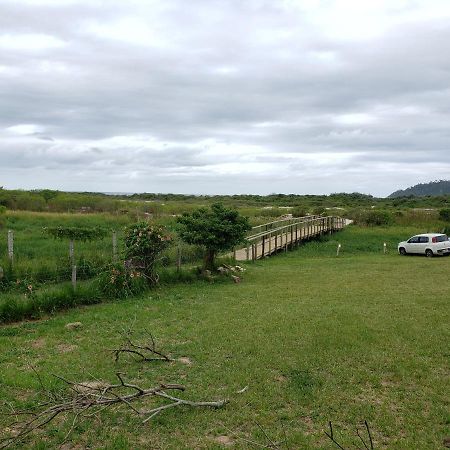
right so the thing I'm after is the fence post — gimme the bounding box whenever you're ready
[383,242,387,254]
[336,243,341,257]
[246,244,250,261]
[268,232,272,254]
[177,246,182,271]
[7,230,14,263]
[262,236,265,257]
[112,231,118,263]
[72,265,77,290]
[69,239,74,263]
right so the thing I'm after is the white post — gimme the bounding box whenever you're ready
[336,243,341,256]
[383,242,387,254]
[7,230,14,262]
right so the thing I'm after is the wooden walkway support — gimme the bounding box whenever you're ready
[235,216,346,262]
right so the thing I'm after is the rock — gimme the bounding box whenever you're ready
[65,322,83,330]
[231,275,241,283]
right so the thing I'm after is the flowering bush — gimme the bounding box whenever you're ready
[97,263,147,298]
[123,222,171,285]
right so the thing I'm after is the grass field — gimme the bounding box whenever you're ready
[1,225,448,449]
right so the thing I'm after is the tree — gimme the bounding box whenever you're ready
[177,203,251,270]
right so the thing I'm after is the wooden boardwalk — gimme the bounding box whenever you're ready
[234,215,346,261]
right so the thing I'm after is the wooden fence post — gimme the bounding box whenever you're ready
[177,246,182,271]
[246,244,250,261]
[7,230,14,263]
[112,231,118,263]
[69,239,74,263]
[72,265,77,290]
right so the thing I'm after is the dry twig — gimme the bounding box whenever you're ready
[111,329,173,363]
[325,421,375,450]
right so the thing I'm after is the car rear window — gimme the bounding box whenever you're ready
[434,235,448,243]
[418,236,429,243]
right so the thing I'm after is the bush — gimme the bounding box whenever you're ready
[351,209,394,226]
[96,263,148,298]
[291,206,309,217]
[124,222,171,285]
[0,205,5,229]
[439,208,450,222]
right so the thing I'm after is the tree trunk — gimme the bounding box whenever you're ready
[203,248,216,271]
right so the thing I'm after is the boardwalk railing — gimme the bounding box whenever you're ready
[235,216,346,261]
[248,215,322,236]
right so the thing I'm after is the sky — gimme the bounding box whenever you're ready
[0,0,449,197]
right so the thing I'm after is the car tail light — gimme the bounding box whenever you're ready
[432,237,436,243]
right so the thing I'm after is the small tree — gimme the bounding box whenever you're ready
[177,203,251,270]
[123,222,171,285]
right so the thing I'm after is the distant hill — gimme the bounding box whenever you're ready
[389,180,450,198]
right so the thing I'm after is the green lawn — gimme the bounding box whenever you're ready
[0,229,449,449]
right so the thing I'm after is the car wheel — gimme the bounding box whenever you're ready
[399,247,406,255]
[425,249,433,258]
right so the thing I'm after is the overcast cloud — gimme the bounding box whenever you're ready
[1,0,449,196]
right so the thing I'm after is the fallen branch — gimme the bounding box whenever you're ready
[1,372,227,449]
[111,330,173,363]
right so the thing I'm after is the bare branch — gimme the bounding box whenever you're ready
[0,373,227,449]
[111,330,173,363]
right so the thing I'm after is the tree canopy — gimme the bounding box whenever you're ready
[177,203,251,269]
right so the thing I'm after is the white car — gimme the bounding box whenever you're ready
[398,233,450,257]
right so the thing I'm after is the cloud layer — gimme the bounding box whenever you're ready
[1,0,449,196]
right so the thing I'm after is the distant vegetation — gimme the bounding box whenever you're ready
[1,187,450,215]
[389,179,450,198]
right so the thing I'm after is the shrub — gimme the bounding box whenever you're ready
[351,209,394,226]
[124,222,171,285]
[0,205,5,229]
[96,263,147,298]
[291,206,309,217]
[439,208,450,222]
[364,210,394,226]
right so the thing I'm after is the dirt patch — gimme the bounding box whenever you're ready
[31,338,46,349]
[177,357,192,365]
[213,435,234,447]
[57,343,78,353]
[299,416,315,435]
[65,322,83,330]
[274,374,287,383]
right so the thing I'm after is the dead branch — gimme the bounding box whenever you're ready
[111,329,173,363]
[0,372,227,449]
[325,421,375,450]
